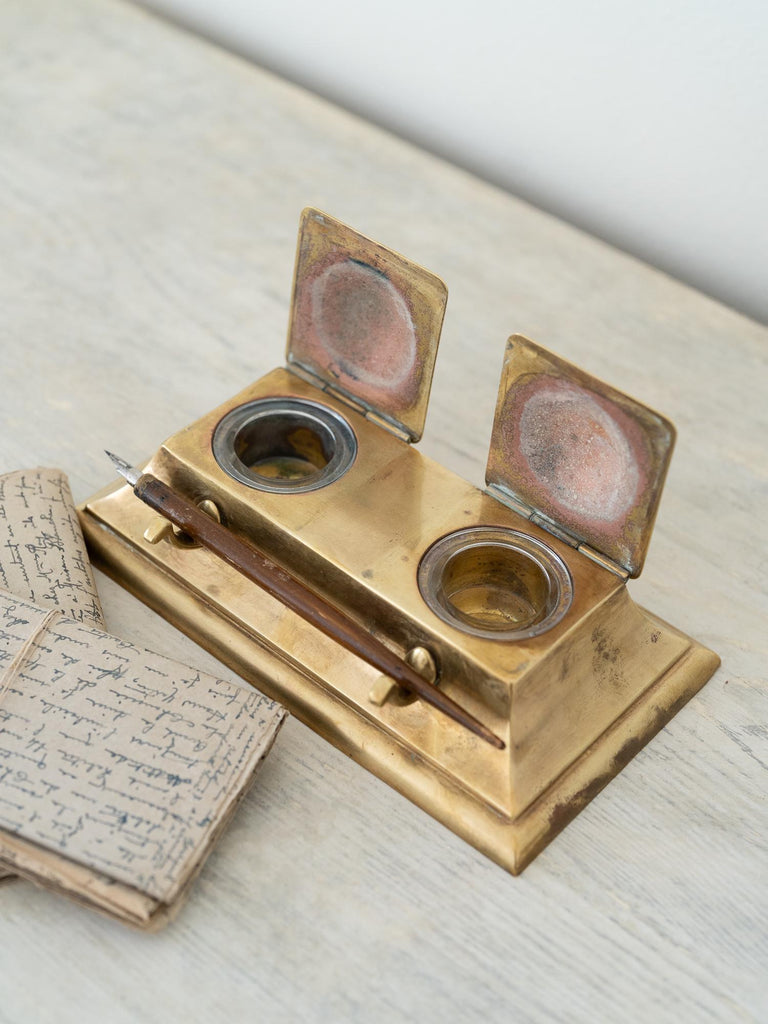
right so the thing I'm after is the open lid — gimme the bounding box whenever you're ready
[286,209,448,442]
[485,336,676,578]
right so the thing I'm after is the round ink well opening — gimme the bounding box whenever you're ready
[418,527,573,641]
[212,396,357,494]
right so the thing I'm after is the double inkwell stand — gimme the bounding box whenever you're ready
[80,209,719,873]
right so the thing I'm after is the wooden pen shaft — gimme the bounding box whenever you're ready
[135,474,504,750]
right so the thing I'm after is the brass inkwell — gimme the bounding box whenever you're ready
[80,209,719,873]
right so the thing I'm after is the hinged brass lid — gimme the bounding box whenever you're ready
[486,336,676,578]
[286,208,448,442]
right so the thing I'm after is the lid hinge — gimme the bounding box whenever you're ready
[363,409,412,443]
[575,544,629,579]
[286,361,327,390]
[317,381,368,416]
[486,483,628,579]
[287,363,413,443]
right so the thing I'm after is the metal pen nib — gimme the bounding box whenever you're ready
[105,450,140,487]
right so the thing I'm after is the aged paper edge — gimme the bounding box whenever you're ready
[0,711,285,929]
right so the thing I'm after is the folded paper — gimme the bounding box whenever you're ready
[0,467,106,881]
[0,588,285,926]
[0,468,105,626]
[0,468,285,919]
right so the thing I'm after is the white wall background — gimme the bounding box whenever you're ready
[136,0,768,325]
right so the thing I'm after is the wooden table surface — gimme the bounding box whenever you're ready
[1,1,766,1020]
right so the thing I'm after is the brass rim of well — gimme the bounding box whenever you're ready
[212,396,358,494]
[417,527,573,641]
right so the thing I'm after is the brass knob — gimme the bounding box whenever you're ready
[143,498,222,545]
[194,498,222,523]
[369,646,437,707]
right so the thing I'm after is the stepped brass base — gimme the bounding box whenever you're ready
[80,470,718,873]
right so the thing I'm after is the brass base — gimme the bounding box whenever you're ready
[80,469,718,874]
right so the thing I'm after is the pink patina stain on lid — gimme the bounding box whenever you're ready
[287,209,447,442]
[486,337,676,577]
[303,256,419,405]
[514,376,647,538]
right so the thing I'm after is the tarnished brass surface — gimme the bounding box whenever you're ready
[80,366,719,872]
